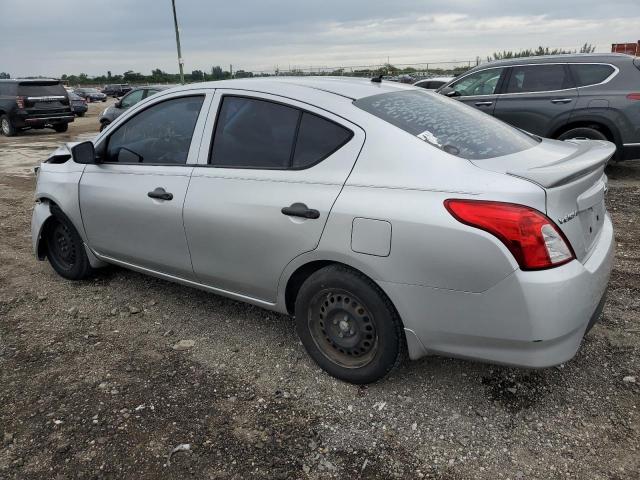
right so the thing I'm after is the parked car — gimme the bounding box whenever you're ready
[413,76,454,90]
[437,53,640,160]
[0,79,74,136]
[68,91,88,117]
[102,84,132,97]
[99,85,174,131]
[32,78,614,384]
[74,88,107,103]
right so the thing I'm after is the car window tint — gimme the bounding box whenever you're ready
[211,96,299,169]
[505,64,572,93]
[292,113,352,168]
[570,64,615,87]
[450,69,503,96]
[354,90,539,160]
[105,95,204,164]
[17,82,66,96]
[120,89,144,108]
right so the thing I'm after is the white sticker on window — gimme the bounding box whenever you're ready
[417,130,441,147]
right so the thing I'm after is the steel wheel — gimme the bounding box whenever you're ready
[48,221,78,271]
[308,288,378,369]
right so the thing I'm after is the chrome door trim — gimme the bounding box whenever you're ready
[446,63,619,98]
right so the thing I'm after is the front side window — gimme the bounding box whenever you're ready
[354,90,539,160]
[104,95,204,164]
[569,64,615,87]
[505,64,572,93]
[120,89,144,109]
[450,68,504,96]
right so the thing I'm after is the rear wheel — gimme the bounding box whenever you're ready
[295,265,405,384]
[53,123,68,133]
[44,208,94,280]
[1,114,16,136]
[76,112,85,118]
[557,127,608,142]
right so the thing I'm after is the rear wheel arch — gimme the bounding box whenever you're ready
[284,260,403,325]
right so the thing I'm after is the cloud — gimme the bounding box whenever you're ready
[0,0,638,77]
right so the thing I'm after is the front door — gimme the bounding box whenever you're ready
[493,63,577,136]
[79,93,209,278]
[446,67,506,115]
[183,91,365,302]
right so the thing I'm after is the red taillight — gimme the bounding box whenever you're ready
[16,96,25,109]
[627,93,640,101]
[444,199,575,270]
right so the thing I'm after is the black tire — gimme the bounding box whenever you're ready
[294,265,405,384]
[99,121,110,132]
[44,207,94,280]
[53,123,69,133]
[557,127,608,142]
[76,112,85,118]
[1,114,16,137]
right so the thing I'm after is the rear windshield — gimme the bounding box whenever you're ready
[17,82,66,97]
[354,90,539,160]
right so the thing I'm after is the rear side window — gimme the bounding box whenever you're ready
[354,90,539,160]
[17,82,66,96]
[292,113,353,168]
[505,64,572,93]
[569,64,615,87]
[211,96,352,169]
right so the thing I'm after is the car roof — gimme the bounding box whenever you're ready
[414,77,454,84]
[0,78,61,84]
[475,53,634,69]
[169,76,414,101]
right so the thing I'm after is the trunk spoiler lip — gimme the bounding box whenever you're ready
[504,140,615,188]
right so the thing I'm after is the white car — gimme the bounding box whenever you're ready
[413,76,455,90]
[31,77,614,383]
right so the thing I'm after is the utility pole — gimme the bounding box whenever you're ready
[171,0,185,84]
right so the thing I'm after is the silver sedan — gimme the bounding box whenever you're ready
[31,77,614,384]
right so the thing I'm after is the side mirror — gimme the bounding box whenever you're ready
[71,141,98,164]
[439,86,460,97]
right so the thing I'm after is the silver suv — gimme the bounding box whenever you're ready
[438,53,640,160]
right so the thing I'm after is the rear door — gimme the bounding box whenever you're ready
[493,63,577,136]
[80,91,211,278]
[183,91,364,302]
[445,67,507,115]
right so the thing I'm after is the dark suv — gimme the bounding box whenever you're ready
[438,53,640,160]
[102,84,132,97]
[0,79,74,136]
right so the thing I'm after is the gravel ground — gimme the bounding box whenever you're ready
[0,102,638,479]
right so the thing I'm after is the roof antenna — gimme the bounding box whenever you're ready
[371,74,383,83]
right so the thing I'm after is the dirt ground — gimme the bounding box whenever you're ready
[0,100,638,479]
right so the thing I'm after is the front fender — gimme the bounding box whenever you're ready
[31,201,52,259]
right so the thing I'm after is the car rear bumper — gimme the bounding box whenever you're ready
[15,114,74,128]
[383,213,615,367]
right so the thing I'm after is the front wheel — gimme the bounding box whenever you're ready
[44,207,94,280]
[53,123,68,133]
[99,121,110,132]
[295,265,405,384]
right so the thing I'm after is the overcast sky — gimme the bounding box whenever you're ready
[1,0,638,77]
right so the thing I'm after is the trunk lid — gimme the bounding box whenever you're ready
[471,138,616,263]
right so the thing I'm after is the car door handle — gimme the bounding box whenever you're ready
[147,187,173,201]
[551,98,573,104]
[474,101,493,106]
[281,202,320,219]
